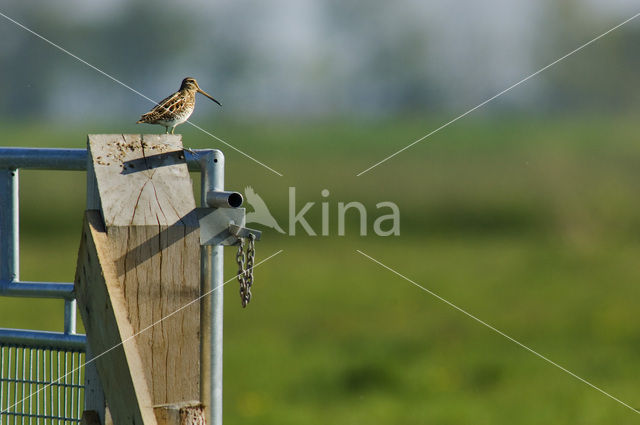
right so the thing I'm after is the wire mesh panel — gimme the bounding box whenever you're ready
[0,344,85,425]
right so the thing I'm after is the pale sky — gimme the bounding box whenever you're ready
[2,0,638,118]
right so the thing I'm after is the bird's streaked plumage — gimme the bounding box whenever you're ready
[137,77,221,134]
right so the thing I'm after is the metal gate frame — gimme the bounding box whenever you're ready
[0,146,226,424]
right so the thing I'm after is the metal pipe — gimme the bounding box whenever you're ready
[185,150,203,171]
[206,190,243,209]
[0,281,75,300]
[0,148,86,171]
[199,149,225,425]
[0,346,4,417]
[0,169,19,284]
[22,347,26,422]
[0,147,206,171]
[48,352,53,424]
[199,153,213,424]
[56,351,60,419]
[28,348,32,425]
[63,300,77,335]
[0,329,86,352]
[14,347,18,420]
[1,162,75,300]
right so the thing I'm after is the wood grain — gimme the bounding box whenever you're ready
[75,211,158,425]
[154,401,205,425]
[87,134,201,405]
[88,134,195,226]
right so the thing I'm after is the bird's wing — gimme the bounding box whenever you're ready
[244,186,270,211]
[244,186,285,233]
[138,91,187,123]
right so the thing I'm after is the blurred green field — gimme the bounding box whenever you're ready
[2,115,640,424]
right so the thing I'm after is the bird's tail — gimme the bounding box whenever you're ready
[137,112,152,124]
[273,222,286,234]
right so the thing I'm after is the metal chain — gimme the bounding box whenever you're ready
[236,234,256,308]
[245,234,256,306]
[236,238,247,306]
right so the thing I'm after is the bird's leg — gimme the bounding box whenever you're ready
[171,127,175,135]
[164,127,169,134]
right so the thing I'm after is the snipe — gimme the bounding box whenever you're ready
[137,77,221,134]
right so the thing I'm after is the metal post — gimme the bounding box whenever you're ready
[200,150,225,425]
[64,299,77,335]
[0,152,78,299]
[0,168,19,283]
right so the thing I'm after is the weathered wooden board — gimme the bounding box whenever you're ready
[88,134,195,226]
[87,134,201,405]
[83,346,106,424]
[154,401,205,425]
[75,211,158,425]
[106,224,201,404]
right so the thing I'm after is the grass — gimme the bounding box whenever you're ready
[2,114,640,423]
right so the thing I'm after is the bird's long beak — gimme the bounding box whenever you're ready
[197,88,222,106]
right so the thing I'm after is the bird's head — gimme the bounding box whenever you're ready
[180,77,221,106]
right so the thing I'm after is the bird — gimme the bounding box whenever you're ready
[137,77,221,134]
[244,186,286,234]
